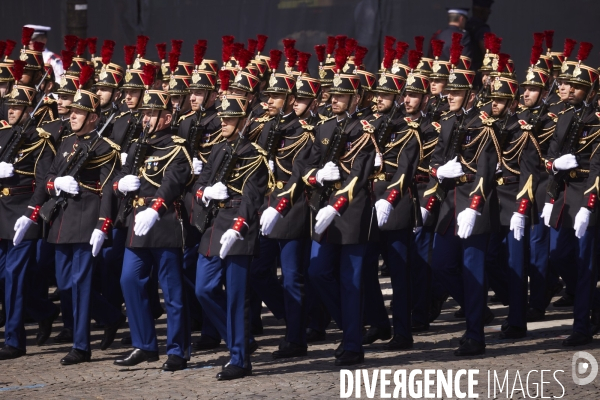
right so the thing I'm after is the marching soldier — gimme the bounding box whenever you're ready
[315,37,337,117]
[166,48,193,133]
[113,77,192,371]
[95,40,123,136]
[193,91,269,380]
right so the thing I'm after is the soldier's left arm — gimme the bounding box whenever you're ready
[95,143,121,233]
[232,152,269,238]
[151,142,193,216]
[26,130,57,221]
[515,127,542,216]
[466,122,500,213]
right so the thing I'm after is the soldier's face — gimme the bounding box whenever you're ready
[568,83,589,105]
[190,89,208,111]
[96,87,113,108]
[7,106,26,125]
[19,71,33,86]
[447,90,467,112]
[57,94,74,115]
[171,95,182,109]
[331,93,352,115]
[376,93,395,113]
[142,109,172,132]
[522,86,542,108]
[491,98,509,117]
[321,86,331,102]
[267,93,286,116]
[403,92,424,114]
[293,97,314,118]
[0,82,10,97]
[430,79,447,95]
[70,108,98,133]
[221,117,241,141]
[558,79,571,101]
[161,81,169,91]
[124,89,142,109]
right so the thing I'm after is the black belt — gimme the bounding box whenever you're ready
[496,175,519,185]
[414,174,430,184]
[214,199,242,209]
[273,180,288,190]
[371,172,395,181]
[454,174,477,184]
[568,170,589,179]
[0,184,35,197]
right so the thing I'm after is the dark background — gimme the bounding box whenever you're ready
[2,0,600,77]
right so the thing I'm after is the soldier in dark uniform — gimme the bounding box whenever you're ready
[194,93,269,380]
[0,42,17,121]
[303,53,376,366]
[112,86,192,371]
[315,37,337,117]
[166,50,194,134]
[543,45,600,346]
[95,40,123,136]
[43,69,124,365]
[425,39,451,123]
[422,42,500,356]
[38,64,78,144]
[430,8,473,61]
[0,76,60,359]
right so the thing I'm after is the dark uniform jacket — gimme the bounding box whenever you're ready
[423,109,501,235]
[113,127,192,249]
[546,107,600,229]
[417,112,442,227]
[44,130,120,244]
[33,94,58,126]
[194,137,269,257]
[257,112,312,240]
[0,122,56,240]
[38,117,72,145]
[302,114,375,244]
[246,102,272,143]
[110,109,142,153]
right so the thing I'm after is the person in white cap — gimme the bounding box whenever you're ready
[24,24,63,84]
[429,8,473,60]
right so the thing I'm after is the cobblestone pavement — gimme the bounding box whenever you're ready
[1,279,599,399]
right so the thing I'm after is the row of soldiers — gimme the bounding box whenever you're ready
[0,26,599,381]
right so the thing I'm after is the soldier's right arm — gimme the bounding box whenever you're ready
[301,122,325,189]
[192,142,217,203]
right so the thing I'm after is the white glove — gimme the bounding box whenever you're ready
[54,176,79,195]
[374,199,392,227]
[0,162,14,178]
[220,229,241,259]
[510,212,526,241]
[436,156,464,182]
[117,175,140,194]
[421,207,430,225]
[374,153,382,168]
[456,208,480,239]
[13,216,34,246]
[121,152,128,166]
[202,182,229,205]
[541,202,553,227]
[134,208,160,236]
[260,207,282,236]
[314,205,339,235]
[193,157,203,175]
[268,160,275,172]
[89,229,107,257]
[552,154,578,172]
[315,161,340,184]
[574,207,592,239]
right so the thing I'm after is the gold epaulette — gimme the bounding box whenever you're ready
[36,127,51,139]
[102,137,121,151]
[178,110,195,123]
[360,120,375,133]
[40,118,58,125]
[0,120,11,130]
[441,112,455,121]
[255,114,273,123]
[42,96,56,104]
[299,119,314,131]
[431,122,442,133]
[251,142,267,156]
[261,102,269,109]
[479,110,496,125]
[558,106,574,115]
[318,114,328,121]
[114,110,131,120]
[171,135,187,145]
[316,115,336,126]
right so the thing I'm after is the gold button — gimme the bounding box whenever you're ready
[276,181,284,189]
[496,177,504,185]
[570,171,577,178]
[378,173,385,180]
[334,182,342,189]
[460,175,467,183]
[1,188,9,196]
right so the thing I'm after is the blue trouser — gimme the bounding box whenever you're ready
[431,223,489,344]
[33,239,54,303]
[485,231,509,305]
[362,241,390,330]
[55,243,122,352]
[121,247,190,358]
[528,214,557,311]
[498,226,529,328]
[1,239,56,350]
[383,229,412,340]
[250,236,309,346]
[196,254,252,369]
[549,224,599,335]
[411,227,434,325]
[100,228,126,309]
[309,241,367,353]
[183,243,203,323]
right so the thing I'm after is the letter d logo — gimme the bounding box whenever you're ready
[572,351,598,385]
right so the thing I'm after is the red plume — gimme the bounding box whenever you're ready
[4,40,16,59]
[247,38,257,54]
[431,39,444,58]
[483,32,495,50]
[326,36,336,55]
[12,60,26,82]
[64,35,78,51]
[285,47,297,68]
[297,52,311,74]
[283,38,296,51]
[383,48,395,70]
[170,39,183,55]
[533,33,544,48]
[577,42,593,62]
[194,43,207,66]
[450,45,462,67]
[336,35,347,52]
[231,42,244,59]
[414,36,424,53]
[268,49,282,71]
[124,45,136,67]
[169,51,180,74]
[61,50,74,70]
[497,53,509,73]
[408,50,422,70]
[563,38,577,58]
[78,64,94,88]
[22,27,34,47]
[136,35,149,57]
[314,45,326,63]
[101,40,115,65]
[237,48,252,69]
[530,45,543,66]
[334,48,347,73]
[197,39,207,48]
[0,42,5,59]
[87,37,97,55]
[218,69,230,92]
[222,42,232,64]
[452,33,463,48]
[156,43,167,60]
[345,38,358,55]
[354,46,368,69]
[76,38,88,56]
[490,37,502,55]
[384,36,396,52]
[256,34,268,53]
[395,41,409,60]
[141,64,156,87]
[32,41,45,52]
[544,30,554,50]
[222,35,234,48]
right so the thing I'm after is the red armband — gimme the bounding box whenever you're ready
[308,176,317,186]
[331,196,348,213]
[46,181,54,192]
[196,189,204,202]
[29,205,41,223]
[430,167,438,179]
[100,218,113,234]
[231,217,249,237]
[588,193,597,210]
[550,198,555,204]
[545,160,553,174]
[151,197,166,213]
[275,197,290,213]
[517,198,530,215]
[425,196,437,212]
[386,189,400,207]
[113,181,118,191]
[469,195,483,211]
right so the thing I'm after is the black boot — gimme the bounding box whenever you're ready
[162,354,187,371]
[454,338,485,356]
[60,348,91,365]
[0,345,26,360]
[114,348,159,366]
[362,326,391,345]
[36,307,60,346]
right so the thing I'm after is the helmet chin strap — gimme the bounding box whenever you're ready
[72,111,90,133]
[149,110,163,135]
